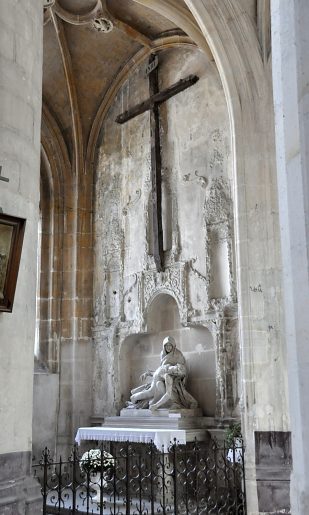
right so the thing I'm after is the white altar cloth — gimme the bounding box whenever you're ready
[75,426,187,451]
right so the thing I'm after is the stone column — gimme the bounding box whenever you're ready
[271,1,309,513]
[0,0,43,513]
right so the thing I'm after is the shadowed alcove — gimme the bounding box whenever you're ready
[119,293,216,415]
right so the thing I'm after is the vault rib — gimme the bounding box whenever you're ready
[50,11,84,176]
[53,0,101,25]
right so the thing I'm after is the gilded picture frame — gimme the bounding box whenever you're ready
[0,213,26,312]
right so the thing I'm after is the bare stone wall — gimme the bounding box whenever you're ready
[0,0,42,512]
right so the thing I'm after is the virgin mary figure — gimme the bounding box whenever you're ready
[127,336,198,411]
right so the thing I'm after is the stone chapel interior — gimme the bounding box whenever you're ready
[1,1,308,514]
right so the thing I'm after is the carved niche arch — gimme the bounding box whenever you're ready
[142,264,188,328]
[146,291,181,333]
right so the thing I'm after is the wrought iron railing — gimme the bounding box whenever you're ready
[33,438,246,514]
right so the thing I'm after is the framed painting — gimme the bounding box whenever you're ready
[0,213,26,312]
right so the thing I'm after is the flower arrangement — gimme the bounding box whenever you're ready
[80,449,114,475]
[226,423,243,464]
[225,422,242,448]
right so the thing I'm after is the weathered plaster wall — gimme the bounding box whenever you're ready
[93,45,239,421]
[0,0,42,512]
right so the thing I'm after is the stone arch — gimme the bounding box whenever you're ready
[130,3,288,510]
[145,291,181,330]
[146,292,181,333]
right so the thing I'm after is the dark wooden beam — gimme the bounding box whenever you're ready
[115,57,199,273]
[0,166,9,182]
[149,57,164,272]
[115,74,199,125]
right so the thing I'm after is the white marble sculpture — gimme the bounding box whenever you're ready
[127,336,198,411]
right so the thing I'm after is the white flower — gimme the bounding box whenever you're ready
[80,449,114,474]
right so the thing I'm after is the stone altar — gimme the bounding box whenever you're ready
[99,408,211,450]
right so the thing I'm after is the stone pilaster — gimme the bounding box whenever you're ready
[0,0,43,512]
[272,0,309,513]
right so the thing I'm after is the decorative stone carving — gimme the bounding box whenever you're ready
[127,336,198,411]
[210,129,222,143]
[183,170,208,189]
[207,129,226,172]
[142,263,187,324]
[204,177,236,305]
[92,17,113,33]
[209,149,224,169]
[203,307,240,419]
[205,177,231,224]
[208,297,231,311]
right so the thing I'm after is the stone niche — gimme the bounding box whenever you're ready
[119,293,216,416]
[92,44,240,423]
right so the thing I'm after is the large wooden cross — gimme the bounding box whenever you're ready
[115,54,199,272]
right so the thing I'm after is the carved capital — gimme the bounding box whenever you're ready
[92,17,114,33]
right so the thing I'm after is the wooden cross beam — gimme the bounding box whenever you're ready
[115,54,199,271]
[0,166,9,183]
[115,74,199,125]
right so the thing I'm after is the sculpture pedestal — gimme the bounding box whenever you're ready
[119,407,203,423]
[76,408,216,450]
[102,408,212,449]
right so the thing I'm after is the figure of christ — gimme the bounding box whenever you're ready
[128,336,198,411]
